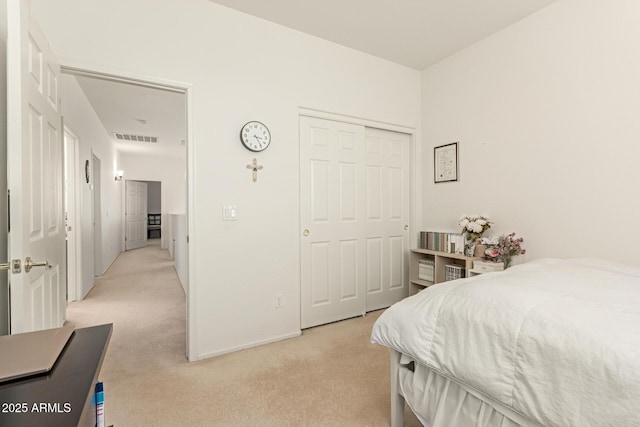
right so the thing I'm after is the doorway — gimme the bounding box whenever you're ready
[64,128,81,302]
[124,180,148,251]
[145,181,162,242]
[124,180,162,250]
[60,65,194,359]
[92,155,102,276]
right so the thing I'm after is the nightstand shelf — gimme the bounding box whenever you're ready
[410,249,481,296]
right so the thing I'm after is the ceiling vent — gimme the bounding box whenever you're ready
[113,133,159,143]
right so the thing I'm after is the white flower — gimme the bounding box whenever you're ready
[459,214,491,236]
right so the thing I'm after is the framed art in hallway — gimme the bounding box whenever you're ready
[434,142,458,183]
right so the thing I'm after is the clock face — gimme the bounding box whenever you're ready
[240,121,271,152]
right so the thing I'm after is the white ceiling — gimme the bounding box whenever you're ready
[208,0,558,70]
[74,75,186,160]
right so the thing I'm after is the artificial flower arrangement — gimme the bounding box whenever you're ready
[481,233,526,268]
[458,214,492,241]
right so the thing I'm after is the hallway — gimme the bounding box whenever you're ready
[65,240,187,382]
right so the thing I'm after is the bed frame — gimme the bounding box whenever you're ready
[390,349,406,427]
[388,348,539,427]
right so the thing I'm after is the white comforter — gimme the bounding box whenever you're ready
[371,258,640,427]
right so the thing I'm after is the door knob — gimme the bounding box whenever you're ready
[303,229,310,237]
[404,225,409,230]
[24,257,50,273]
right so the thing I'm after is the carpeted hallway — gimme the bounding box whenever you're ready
[65,239,187,382]
[65,241,421,426]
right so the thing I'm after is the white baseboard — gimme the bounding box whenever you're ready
[196,330,302,361]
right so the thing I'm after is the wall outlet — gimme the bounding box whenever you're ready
[274,294,284,309]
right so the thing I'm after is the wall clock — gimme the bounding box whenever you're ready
[85,160,90,183]
[240,121,271,152]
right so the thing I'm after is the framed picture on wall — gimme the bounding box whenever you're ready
[434,142,458,183]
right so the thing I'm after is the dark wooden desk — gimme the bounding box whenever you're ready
[0,324,112,427]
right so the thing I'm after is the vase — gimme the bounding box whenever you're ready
[463,234,474,256]
[474,243,486,257]
[501,257,512,269]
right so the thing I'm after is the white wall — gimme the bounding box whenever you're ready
[119,153,184,213]
[421,0,640,267]
[31,0,422,359]
[168,214,187,294]
[61,75,123,297]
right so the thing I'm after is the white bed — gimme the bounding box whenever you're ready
[371,258,640,427]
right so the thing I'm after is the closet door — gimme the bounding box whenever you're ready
[300,117,411,328]
[300,116,366,329]
[363,128,410,311]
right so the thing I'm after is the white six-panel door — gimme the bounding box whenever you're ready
[300,117,410,329]
[300,117,367,328]
[125,181,148,251]
[363,127,410,311]
[7,0,66,333]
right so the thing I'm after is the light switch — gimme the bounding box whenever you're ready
[222,205,237,221]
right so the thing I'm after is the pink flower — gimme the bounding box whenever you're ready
[485,248,499,258]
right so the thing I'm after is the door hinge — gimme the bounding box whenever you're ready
[186,235,189,244]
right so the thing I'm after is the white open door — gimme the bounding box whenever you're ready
[7,0,66,333]
[125,180,148,250]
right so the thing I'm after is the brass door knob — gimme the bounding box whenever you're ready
[24,257,50,273]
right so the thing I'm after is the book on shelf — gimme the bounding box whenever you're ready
[419,231,464,254]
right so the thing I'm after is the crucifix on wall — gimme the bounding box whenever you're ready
[246,158,263,182]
